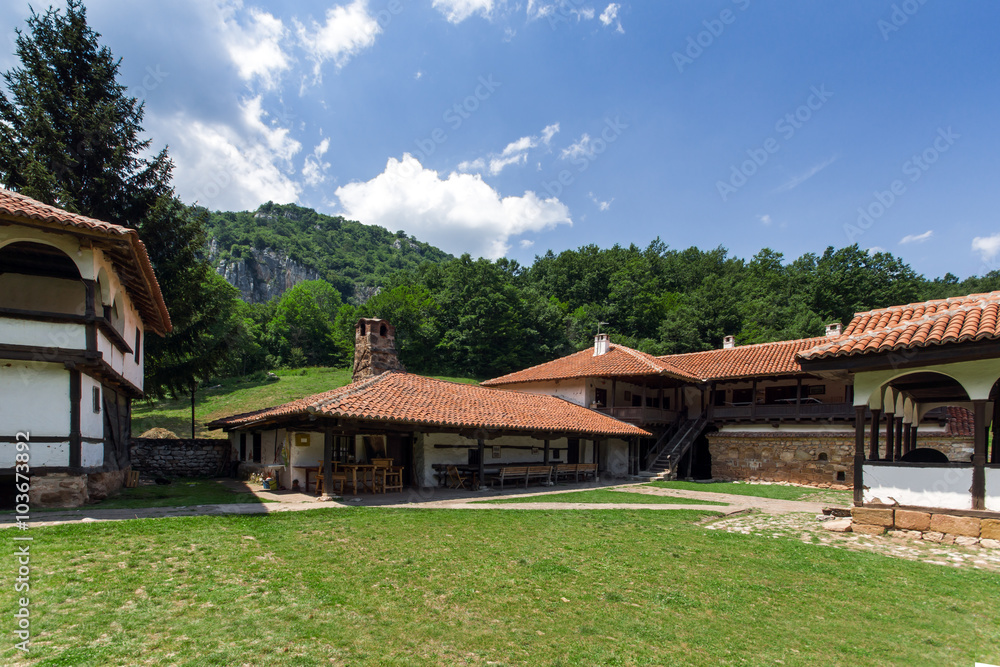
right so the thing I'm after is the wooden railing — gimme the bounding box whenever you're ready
[710,402,855,421]
[596,406,679,425]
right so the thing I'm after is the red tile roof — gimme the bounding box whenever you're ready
[798,291,1000,362]
[945,406,974,437]
[208,372,651,438]
[481,344,698,386]
[659,337,828,381]
[0,188,171,334]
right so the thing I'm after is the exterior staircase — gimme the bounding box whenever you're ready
[637,416,708,481]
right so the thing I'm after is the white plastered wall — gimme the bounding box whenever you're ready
[986,468,1000,512]
[495,380,587,407]
[93,248,145,391]
[863,464,973,510]
[0,361,71,467]
[855,358,1000,407]
[416,433,574,488]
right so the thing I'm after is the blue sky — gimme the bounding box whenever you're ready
[2,1,999,278]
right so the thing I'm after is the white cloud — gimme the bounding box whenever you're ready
[867,246,886,256]
[589,192,612,211]
[414,70,424,80]
[335,154,572,258]
[302,137,331,187]
[599,3,623,33]
[433,0,494,23]
[972,234,1000,262]
[900,230,933,244]
[561,133,594,160]
[460,123,560,176]
[757,214,772,226]
[295,0,381,80]
[217,3,290,90]
[773,155,837,193]
[162,96,302,210]
[520,239,535,249]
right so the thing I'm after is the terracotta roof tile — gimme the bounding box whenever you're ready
[657,337,828,381]
[799,291,1000,361]
[209,372,650,438]
[0,188,171,333]
[481,344,698,386]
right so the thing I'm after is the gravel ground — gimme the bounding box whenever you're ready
[706,511,1000,572]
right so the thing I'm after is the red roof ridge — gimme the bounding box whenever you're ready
[662,335,828,360]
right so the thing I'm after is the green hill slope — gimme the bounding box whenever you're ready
[205,202,453,302]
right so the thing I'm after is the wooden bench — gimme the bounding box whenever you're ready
[490,465,552,490]
[553,463,597,482]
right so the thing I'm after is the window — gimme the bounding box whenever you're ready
[134,328,142,362]
[92,387,101,414]
[732,388,753,404]
[379,324,388,336]
[713,390,727,407]
[594,388,607,407]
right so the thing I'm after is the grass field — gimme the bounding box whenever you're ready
[81,479,271,510]
[6,509,999,666]
[649,480,851,504]
[480,488,724,505]
[132,367,477,437]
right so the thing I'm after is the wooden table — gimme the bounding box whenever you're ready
[339,464,376,494]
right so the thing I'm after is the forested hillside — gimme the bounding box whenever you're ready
[221,238,1000,382]
[205,202,453,301]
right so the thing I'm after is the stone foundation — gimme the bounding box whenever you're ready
[708,431,973,488]
[27,469,127,508]
[851,507,1000,548]
[129,438,231,477]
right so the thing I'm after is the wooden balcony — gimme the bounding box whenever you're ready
[709,401,856,422]
[596,406,679,425]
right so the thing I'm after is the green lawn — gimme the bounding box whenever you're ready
[480,488,724,505]
[132,367,478,437]
[6,509,999,666]
[84,478,272,510]
[650,480,852,503]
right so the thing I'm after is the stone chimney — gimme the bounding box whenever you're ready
[352,318,405,383]
[723,335,735,350]
[593,333,610,356]
[825,322,842,338]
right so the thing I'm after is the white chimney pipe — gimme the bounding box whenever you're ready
[723,335,735,350]
[825,322,842,338]
[594,333,610,356]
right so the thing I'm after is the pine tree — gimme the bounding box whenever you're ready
[0,0,240,398]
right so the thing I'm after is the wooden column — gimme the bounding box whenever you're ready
[972,400,987,510]
[69,368,82,469]
[795,378,802,421]
[543,439,550,465]
[884,413,895,463]
[909,425,918,454]
[610,380,616,409]
[901,423,911,461]
[868,409,881,460]
[478,438,486,491]
[854,406,866,506]
[992,399,1000,465]
[894,417,903,461]
[322,429,334,498]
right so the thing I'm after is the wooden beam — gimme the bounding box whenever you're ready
[322,429,334,499]
[894,417,904,461]
[993,399,1000,465]
[69,369,81,468]
[884,412,895,463]
[544,439,550,465]
[478,438,485,490]
[869,409,881,460]
[854,405,865,506]
[972,400,987,511]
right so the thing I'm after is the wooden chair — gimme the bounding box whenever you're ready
[382,466,404,493]
[447,465,470,490]
[315,466,346,495]
[371,458,394,493]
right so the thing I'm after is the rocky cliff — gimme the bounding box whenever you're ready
[209,238,322,304]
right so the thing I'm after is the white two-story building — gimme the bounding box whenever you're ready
[0,188,171,507]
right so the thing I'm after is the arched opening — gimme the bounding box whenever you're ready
[0,241,85,314]
[817,452,828,461]
[110,294,125,334]
[879,372,972,462]
[360,322,366,335]
[379,323,388,337]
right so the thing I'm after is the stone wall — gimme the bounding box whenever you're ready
[851,507,1000,548]
[129,438,231,478]
[708,431,973,488]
